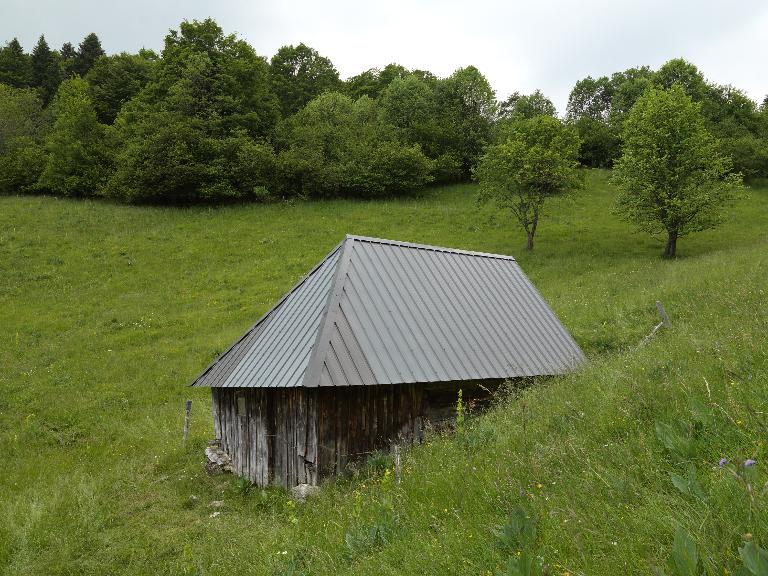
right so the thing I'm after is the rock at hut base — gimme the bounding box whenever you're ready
[205,439,234,475]
[291,483,320,503]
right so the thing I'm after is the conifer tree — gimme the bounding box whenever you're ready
[59,42,76,78]
[31,35,61,104]
[73,33,105,77]
[0,38,31,87]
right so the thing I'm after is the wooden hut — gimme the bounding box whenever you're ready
[190,235,585,487]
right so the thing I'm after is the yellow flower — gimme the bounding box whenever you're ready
[536,483,544,489]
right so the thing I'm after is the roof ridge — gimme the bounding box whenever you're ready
[345,234,516,261]
[299,237,357,387]
[189,240,344,387]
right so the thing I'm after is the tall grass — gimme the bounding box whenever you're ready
[0,170,766,574]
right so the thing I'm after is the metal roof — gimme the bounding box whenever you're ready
[191,235,585,388]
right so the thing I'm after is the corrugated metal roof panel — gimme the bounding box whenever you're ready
[191,235,585,388]
[191,245,340,388]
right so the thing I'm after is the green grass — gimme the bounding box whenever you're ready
[1,170,766,575]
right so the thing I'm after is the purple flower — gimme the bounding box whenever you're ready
[719,458,728,468]
[744,459,756,468]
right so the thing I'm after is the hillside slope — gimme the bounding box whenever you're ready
[0,171,766,575]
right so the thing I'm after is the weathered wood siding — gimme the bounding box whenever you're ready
[212,381,497,487]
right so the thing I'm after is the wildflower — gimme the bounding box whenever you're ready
[744,459,756,467]
[719,458,728,468]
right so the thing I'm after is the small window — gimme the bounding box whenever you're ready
[236,395,246,417]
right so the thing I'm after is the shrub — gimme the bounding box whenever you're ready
[277,91,433,198]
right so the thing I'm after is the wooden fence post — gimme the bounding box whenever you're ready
[183,399,192,443]
[655,301,671,327]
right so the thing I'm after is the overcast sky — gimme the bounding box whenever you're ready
[2,0,767,113]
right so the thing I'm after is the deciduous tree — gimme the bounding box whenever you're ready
[270,43,340,116]
[36,77,114,196]
[85,52,156,123]
[436,66,497,177]
[108,20,280,202]
[612,85,742,258]
[343,63,410,100]
[276,92,433,198]
[0,84,50,193]
[475,116,581,250]
[499,90,556,122]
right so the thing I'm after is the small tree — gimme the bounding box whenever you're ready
[475,116,581,250]
[36,77,113,197]
[612,85,742,258]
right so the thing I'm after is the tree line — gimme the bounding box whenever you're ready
[0,18,766,204]
[567,60,768,179]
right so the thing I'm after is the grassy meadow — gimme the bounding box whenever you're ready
[1,170,767,575]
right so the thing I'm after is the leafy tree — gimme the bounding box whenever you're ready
[0,84,49,144]
[719,133,768,180]
[567,60,768,176]
[36,77,114,196]
[701,85,768,179]
[566,76,613,122]
[0,38,31,87]
[436,66,497,177]
[85,52,156,123]
[377,74,463,182]
[109,113,276,203]
[276,92,433,198]
[73,33,105,77]
[108,20,280,202]
[30,35,62,105]
[475,116,581,250]
[570,116,620,168]
[147,19,280,138]
[344,68,380,100]
[653,59,709,102]
[378,75,437,149]
[608,66,654,121]
[499,90,557,121]
[565,75,617,168]
[612,85,742,258]
[378,63,409,88]
[270,43,340,115]
[0,84,50,193]
[343,63,411,100]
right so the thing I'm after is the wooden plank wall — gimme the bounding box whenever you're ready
[212,381,494,487]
